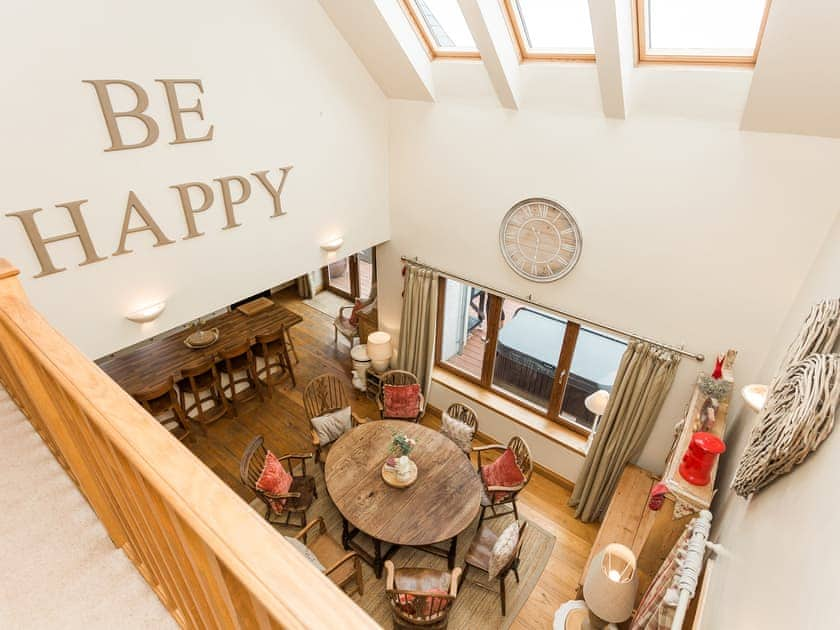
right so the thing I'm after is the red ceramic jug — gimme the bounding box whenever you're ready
[679,432,726,486]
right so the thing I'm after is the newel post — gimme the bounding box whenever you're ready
[0,259,26,302]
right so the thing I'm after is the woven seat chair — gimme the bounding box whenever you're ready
[252,326,296,396]
[377,370,425,422]
[384,560,461,629]
[132,377,192,441]
[177,358,228,425]
[239,435,317,529]
[303,374,366,464]
[474,436,533,526]
[216,341,263,416]
[462,521,527,616]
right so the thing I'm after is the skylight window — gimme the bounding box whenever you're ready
[504,0,595,61]
[402,0,479,59]
[637,0,770,64]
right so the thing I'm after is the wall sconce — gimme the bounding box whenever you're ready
[126,301,166,323]
[320,236,344,252]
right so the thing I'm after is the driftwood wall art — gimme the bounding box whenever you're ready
[732,299,840,497]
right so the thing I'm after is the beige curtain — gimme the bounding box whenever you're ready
[570,341,679,522]
[296,273,313,299]
[395,264,438,398]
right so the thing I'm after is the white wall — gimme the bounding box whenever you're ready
[700,213,840,629]
[0,0,389,358]
[379,94,840,478]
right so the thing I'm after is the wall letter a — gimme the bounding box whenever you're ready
[113,191,175,256]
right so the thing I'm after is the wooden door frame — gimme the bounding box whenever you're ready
[321,248,376,301]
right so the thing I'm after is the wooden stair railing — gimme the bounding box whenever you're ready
[0,259,378,630]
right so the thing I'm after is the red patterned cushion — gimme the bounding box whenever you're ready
[256,451,293,514]
[384,384,421,418]
[481,448,525,502]
[397,588,450,617]
[348,299,365,326]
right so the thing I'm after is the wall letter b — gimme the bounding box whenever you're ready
[83,79,160,151]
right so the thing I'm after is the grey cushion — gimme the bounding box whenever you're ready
[311,406,352,445]
[284,536,325,572]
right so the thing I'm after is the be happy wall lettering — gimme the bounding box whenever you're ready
[5,79,293,278]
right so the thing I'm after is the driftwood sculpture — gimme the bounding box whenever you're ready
[732,299,840,497]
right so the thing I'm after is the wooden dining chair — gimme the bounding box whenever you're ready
[177,358,228,425]
[252,326,296,396]
[293,517,364,596]
[439,402,479,455]
[239,435,317,529]
[462,521,527,616]
[377,370,425,422]
[133,377,192,441]
[474,436,533,526]
[217,341,263,416]
[384,560,461,629]
[303,374,366,464]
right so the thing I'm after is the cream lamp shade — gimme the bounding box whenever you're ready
[584,390,610,417]
[366,331,392,372]
[582,543,638,625]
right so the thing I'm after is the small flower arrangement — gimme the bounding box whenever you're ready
[389,430,416,458]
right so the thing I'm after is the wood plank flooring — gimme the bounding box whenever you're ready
[176,288,597,628]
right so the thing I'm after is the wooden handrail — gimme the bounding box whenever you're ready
[0,259,378,630]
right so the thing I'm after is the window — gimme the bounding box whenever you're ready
[503,0,595,61]
[636,0,771,64]
[435,278,626,433]
[401,0,480,59]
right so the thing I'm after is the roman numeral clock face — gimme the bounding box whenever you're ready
[499,198,582,282]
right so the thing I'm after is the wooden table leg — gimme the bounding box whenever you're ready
[374,538,383,578]
[342,517,350,551]
[447,536,457,570]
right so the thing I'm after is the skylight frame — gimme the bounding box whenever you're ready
[400,0,481,61]
[502,0,596,62]
[635,0,772,66]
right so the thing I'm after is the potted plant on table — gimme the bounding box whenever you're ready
[386,431,417,482]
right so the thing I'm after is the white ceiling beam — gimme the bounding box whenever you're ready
[588,0,635,119]
[318,0,435,101]
[457,0,520,110]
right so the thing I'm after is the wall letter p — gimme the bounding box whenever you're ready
[83,79,160,151]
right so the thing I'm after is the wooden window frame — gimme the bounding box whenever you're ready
[399,0,481,61]
[321,247,377,302]
[634,0,772,66]
[501,0,596,63]
[434,277,599,436]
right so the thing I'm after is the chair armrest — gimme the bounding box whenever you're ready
[278,453,314,461]
[310,428,321,448]
[384,560,396,590]
[338,305,355,316]
[472,444,506,452]
[262,490,301,500]
[324,551,359,577]
[486,483,524,493]
[352,413,369,425]
[449,568,462,597]
[376,398,385,411]
[294,516,326,541]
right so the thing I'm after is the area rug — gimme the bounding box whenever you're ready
[250,465,555,629]
[302,290,351,318]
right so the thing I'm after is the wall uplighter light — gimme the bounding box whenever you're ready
[126,301,166,323]
[320,236,344,252]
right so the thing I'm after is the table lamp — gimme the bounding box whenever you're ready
[582,543,638,629]
[584,390,610,452]
[366,331,392,372]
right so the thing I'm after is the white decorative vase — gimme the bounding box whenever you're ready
[395,455,412,482]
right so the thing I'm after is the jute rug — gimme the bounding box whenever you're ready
[251,465,555,629]
[302,290,351,318]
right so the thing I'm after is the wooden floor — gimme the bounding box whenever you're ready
[177,288,597,628]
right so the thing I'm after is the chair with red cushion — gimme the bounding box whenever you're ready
[377,370,425,422]
[474,436,533,526]
[239,435,317,530]
[384,560,461,629]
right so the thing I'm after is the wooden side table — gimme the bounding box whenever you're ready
[357,306,378,344]
[365,368,383,401]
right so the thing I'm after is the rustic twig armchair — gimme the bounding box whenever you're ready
[474,436,533,526]
[303,374,366,464]
[294,517,364,596]
[462,521,527,616]
[385,560,461,629]
[377,370,425,422]
[239,435,317,529]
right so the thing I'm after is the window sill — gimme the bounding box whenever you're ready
[431,368,588,457]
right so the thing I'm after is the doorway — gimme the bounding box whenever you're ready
[322,247,376,301]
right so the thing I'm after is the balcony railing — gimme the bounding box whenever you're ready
[0,259,378,630]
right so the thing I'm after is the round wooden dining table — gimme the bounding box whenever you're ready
[324,420,482,578]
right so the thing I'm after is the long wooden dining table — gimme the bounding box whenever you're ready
[99,300,303,394]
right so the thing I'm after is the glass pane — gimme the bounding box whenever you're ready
[561,328,627,429]
[647,0,766,56]
[514,0,594,52]
[412,0,476,50]
[439,279,487,379]
[358,248,374,300]
[492,299,566,410]
[327,257,351,294]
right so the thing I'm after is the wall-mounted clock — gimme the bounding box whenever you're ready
[499,197,582,282]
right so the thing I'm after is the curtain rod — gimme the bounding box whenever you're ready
[400,256,704,362]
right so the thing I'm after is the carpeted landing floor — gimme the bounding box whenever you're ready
[251,464,556,629]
